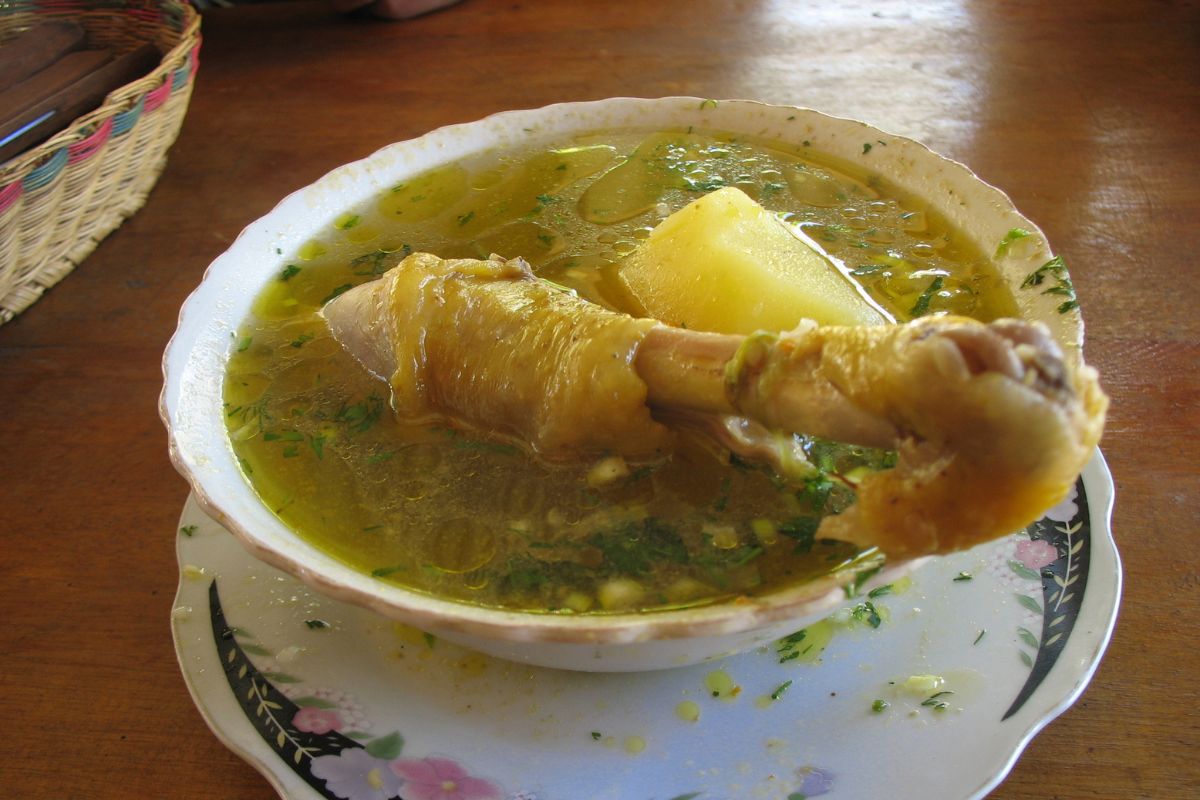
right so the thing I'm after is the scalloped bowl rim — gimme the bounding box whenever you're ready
[160,96,1080,655]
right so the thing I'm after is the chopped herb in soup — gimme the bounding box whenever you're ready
[224,129,1017,613]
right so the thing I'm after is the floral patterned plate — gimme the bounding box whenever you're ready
[172,452,1118,800]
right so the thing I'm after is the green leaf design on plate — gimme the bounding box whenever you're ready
[1008,559,1042,581]
[365,731,404,760]
[261,671,301,684]
[1015,593,1043,614]
[291,696,338,709]
[1017,627,1040,649]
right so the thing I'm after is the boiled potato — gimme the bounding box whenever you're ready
[619,187,885,333]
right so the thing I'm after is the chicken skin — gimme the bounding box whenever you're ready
[324,252,1107,558]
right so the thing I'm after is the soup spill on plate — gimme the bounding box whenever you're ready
[223,129,1017,614]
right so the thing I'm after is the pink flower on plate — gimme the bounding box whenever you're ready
[389,757,501,800]
[1015,538,1058,571]
[293,706,344,734]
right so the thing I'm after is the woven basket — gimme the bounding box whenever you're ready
[0,0,200,325]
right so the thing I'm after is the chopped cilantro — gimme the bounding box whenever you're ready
[798,475,834,512]
[236,336,253,352]
[778,517,819,555]
[590,731,602,740]
[871,699,889,713]
[851,600,883,628]
[279,264,301,281]
[351,245,410,276]
[776,628,814,663]
[432,425,519,455]
[921,690,954,711]
[335,395,385,433]
[910,275,944,317]
[457,211,475,226]
[290,332,314,348]
[995,227,1032,257]
[695,543,764,572]
[321,284,353,305]
[770,680,793,700]
[588,518,689,576]
[179,525,197,537]
[845,564,884,598]
[496,555,591,595]
[761,181,785,198]
[1021,255,1078,314]
[683,175,727,192]
[308,434,326,459]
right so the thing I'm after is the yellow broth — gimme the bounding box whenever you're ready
[224,129,1016,614]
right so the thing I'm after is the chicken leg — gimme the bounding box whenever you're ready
[323,252,1107,557]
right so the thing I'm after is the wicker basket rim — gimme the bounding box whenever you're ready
[0,3,200,182]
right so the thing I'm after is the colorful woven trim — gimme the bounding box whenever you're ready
[0,180,21,214]
[68,117,113,164]
[0,41,200,217]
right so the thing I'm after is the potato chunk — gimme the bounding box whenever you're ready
[619,187,885,333]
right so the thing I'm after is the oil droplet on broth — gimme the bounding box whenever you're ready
[296,240,327,261]
[343,224,382,245]
[333,212,362,231]
[675,700,701,722]
[426,517,497,573]
[392,623,435,648]
[704,669,739,701]
[623,736,646,754]
[379,164,470,223]
[394,477,430,500]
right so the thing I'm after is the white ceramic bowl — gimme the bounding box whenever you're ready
[161,97,1081,672]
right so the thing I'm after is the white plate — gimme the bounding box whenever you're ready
[172,452,1118,800]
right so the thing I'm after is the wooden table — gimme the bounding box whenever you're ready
[2,1,1197,796]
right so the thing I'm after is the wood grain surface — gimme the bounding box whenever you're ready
[1,1,1197,797]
